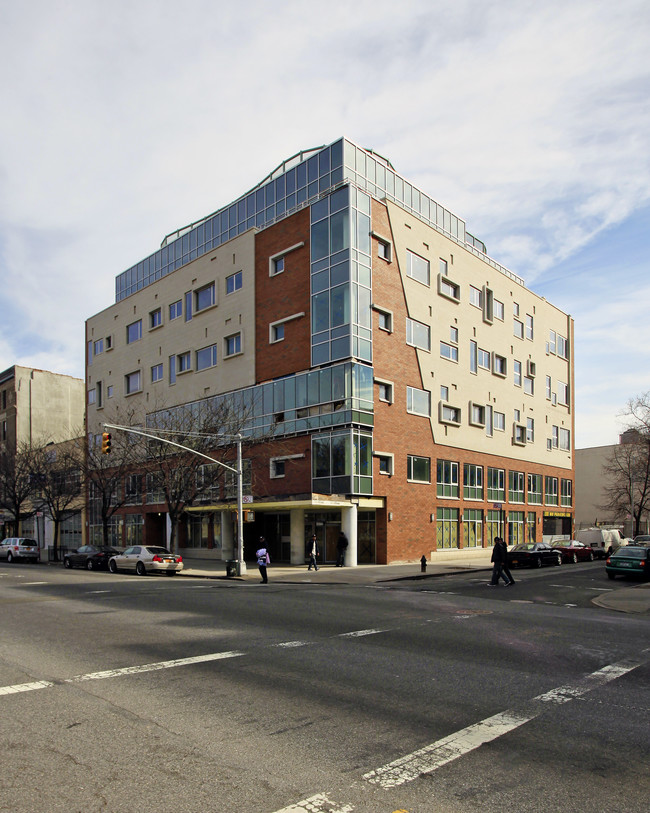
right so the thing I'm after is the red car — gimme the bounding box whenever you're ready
[551,540,595,563]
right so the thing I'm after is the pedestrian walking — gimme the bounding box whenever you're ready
[488,535,510,586]
[500,537,515,585]
[336,531,348,567]
[256,537,269,583]
[307,534,319,571]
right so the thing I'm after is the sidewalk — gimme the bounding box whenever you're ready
[179,552,650,614]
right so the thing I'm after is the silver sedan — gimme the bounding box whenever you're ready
[108,545,183,576]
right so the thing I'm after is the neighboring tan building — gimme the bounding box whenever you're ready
[85,137,575,564]
[0,365,85,543]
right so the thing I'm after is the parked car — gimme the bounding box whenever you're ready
[63,545,122,570]
[0,538,39,563]
[508,542,562,568]
[632,535,650,545]
[605,545,650,580]
[108,546,183,576]
[551,540,595,563]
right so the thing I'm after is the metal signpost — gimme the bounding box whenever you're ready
[103,423,246,575]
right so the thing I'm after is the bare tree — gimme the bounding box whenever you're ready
[0,443,35,536]
[28,441,83,560]
[601,393,650,537]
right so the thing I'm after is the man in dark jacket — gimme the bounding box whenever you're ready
[500,537,515,585]
[336,532,348,567]
[488,536,512,586]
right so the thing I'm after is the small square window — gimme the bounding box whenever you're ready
[169,300,182,320]
[377,239,392,261]
[377,455,394,475]
[270,459,285,478]
[271,324,285,343]
[150,309,162,329]
[226,271,242,294]
[375,308,393,332]
[377,380,393,403]
[151,363,163,382]
[225,333,242,357]
[272,256,285,275]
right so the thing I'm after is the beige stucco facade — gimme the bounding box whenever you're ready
[386,201,574,468]
[85,230,257,437]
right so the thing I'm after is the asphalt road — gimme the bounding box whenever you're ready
[1,560,648,813]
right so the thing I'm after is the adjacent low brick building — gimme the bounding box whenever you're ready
[85,138,574,564]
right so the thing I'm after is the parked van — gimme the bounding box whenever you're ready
[574,528,628,559]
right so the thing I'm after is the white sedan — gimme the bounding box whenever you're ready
[108,545,183,576]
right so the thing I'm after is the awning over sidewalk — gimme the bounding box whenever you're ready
[185,494,385,513]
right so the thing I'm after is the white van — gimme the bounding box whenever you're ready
[574,528,628,560]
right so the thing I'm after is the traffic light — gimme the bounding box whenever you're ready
[101,432,112,454]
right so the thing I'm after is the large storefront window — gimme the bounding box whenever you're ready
[508,511,525,546]
[485,509,504,546]
[125,514,143,546]
[437,507,459,549]
[463,509,482,548]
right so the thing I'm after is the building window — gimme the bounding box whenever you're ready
[407,454,430,483]
[269,241,304,277]
[514,360,522,387]
[436,460,459,498]
[513,319,524,339]
[513,423,527,446]
[469,402,486,427]
[272,256,285,275]
[150,308,162,329]
[463,463,484,500]
[547,330,556,354]
[469,286,482,308]
[177,352,191,373]
[557,334,568,359]
[126,320,142,344]
[438,274,460,302]
[375,307,393,332]
[508,511,525,547]
[125,475,142,505]
[439,259,448,275]
[528,473,542,504]
[526,417,535,442]
[494,300,504,321]
[561,478,573,507]
[271,324,284,343]
[559,427,571,451]
[492,353,507,377]
[437,507,459,549]
[377,239,392,261]
[407,386,431,417]
[525,314,534,340]
[125,370,141,395]
[470,340,478,373]
[270,459,285,479]
[107,385,113,399]
[88,389,96,405]
[441,326,458,362]
[524,376,534,395]
[546,375,552,399]
[439,403,461,425]
[406,318,430,351]
[487,467,505,502]
[406,250,430,285]
[225,333,242,357]
[545,476,559,506]
[226,271,242,294]
[169,300,182,320]
[478,348,490,370]
[509,471,525,503]
[494,411,505,432]
[151,363,163,382]
[464,509,483,548]
[376,453,394,475]
[196,345,218,371]
[93,339,104,355]
[195,282,215,312]
[376,379,393,403]
[557,381,569,406]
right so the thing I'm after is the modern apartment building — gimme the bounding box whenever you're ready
[85,138,574,564]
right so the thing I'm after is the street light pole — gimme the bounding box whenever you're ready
[235,433,245,575]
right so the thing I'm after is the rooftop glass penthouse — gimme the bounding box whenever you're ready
[115,137,523,302]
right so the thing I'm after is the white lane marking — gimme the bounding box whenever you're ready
[0,651,244,697]
[338,628,388,638]
[86,590,111,594]
[363,657,642,788]
[21,582,48,586]
[272,793,354,812]
[274,641,311,648]
[0,680,55,696]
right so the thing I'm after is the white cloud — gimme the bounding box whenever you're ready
[0,0,649,453]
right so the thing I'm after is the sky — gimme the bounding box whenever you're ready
[0,0,648,449]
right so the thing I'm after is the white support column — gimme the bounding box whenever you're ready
[342,503,358,567]
[290,508,306,564]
